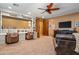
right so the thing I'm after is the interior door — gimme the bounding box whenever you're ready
[43,20,49,36]
[36,18,49,37]
[36,18,43,37]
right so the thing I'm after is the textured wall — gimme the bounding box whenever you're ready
[2,16,32,29]
[48,12,79,36]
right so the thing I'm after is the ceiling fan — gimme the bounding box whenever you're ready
[38,3,60,14]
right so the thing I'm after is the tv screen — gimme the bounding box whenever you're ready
[59,21,71,28]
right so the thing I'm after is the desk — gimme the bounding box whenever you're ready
[0,33,7,35]
[19,32,27,41]
[0,33,7,44]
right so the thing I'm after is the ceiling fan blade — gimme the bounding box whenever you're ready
[47,3,53,9]
[41,10,46,14]
[51,8,60,11]
[38,8,46,10]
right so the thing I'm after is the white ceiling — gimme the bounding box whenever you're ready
[0,3,79,19]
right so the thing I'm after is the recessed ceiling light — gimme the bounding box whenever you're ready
[42,16,44,18]
[8,6,12,9]
[27,12,31,15]
[28,21,31,24]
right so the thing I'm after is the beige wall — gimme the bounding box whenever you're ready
[48,12,79,36]
[0,11,2,29]
[2,16,32,29]
[0,11,1,26]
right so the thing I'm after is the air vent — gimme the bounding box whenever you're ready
[21,14,31,19]
[9,13,17,17]
[13,3,19,7]
[21,14,27,18]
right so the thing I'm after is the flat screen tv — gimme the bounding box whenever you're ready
[59,21,71,28]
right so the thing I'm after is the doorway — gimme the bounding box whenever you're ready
[36,17,49,37]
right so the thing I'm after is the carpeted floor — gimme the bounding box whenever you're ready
[0,36,56,55]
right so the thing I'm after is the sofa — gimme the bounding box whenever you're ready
[5,33,19,44]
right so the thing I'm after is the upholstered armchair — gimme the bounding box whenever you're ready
[25,32,33,40]
[5,33,19,44]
